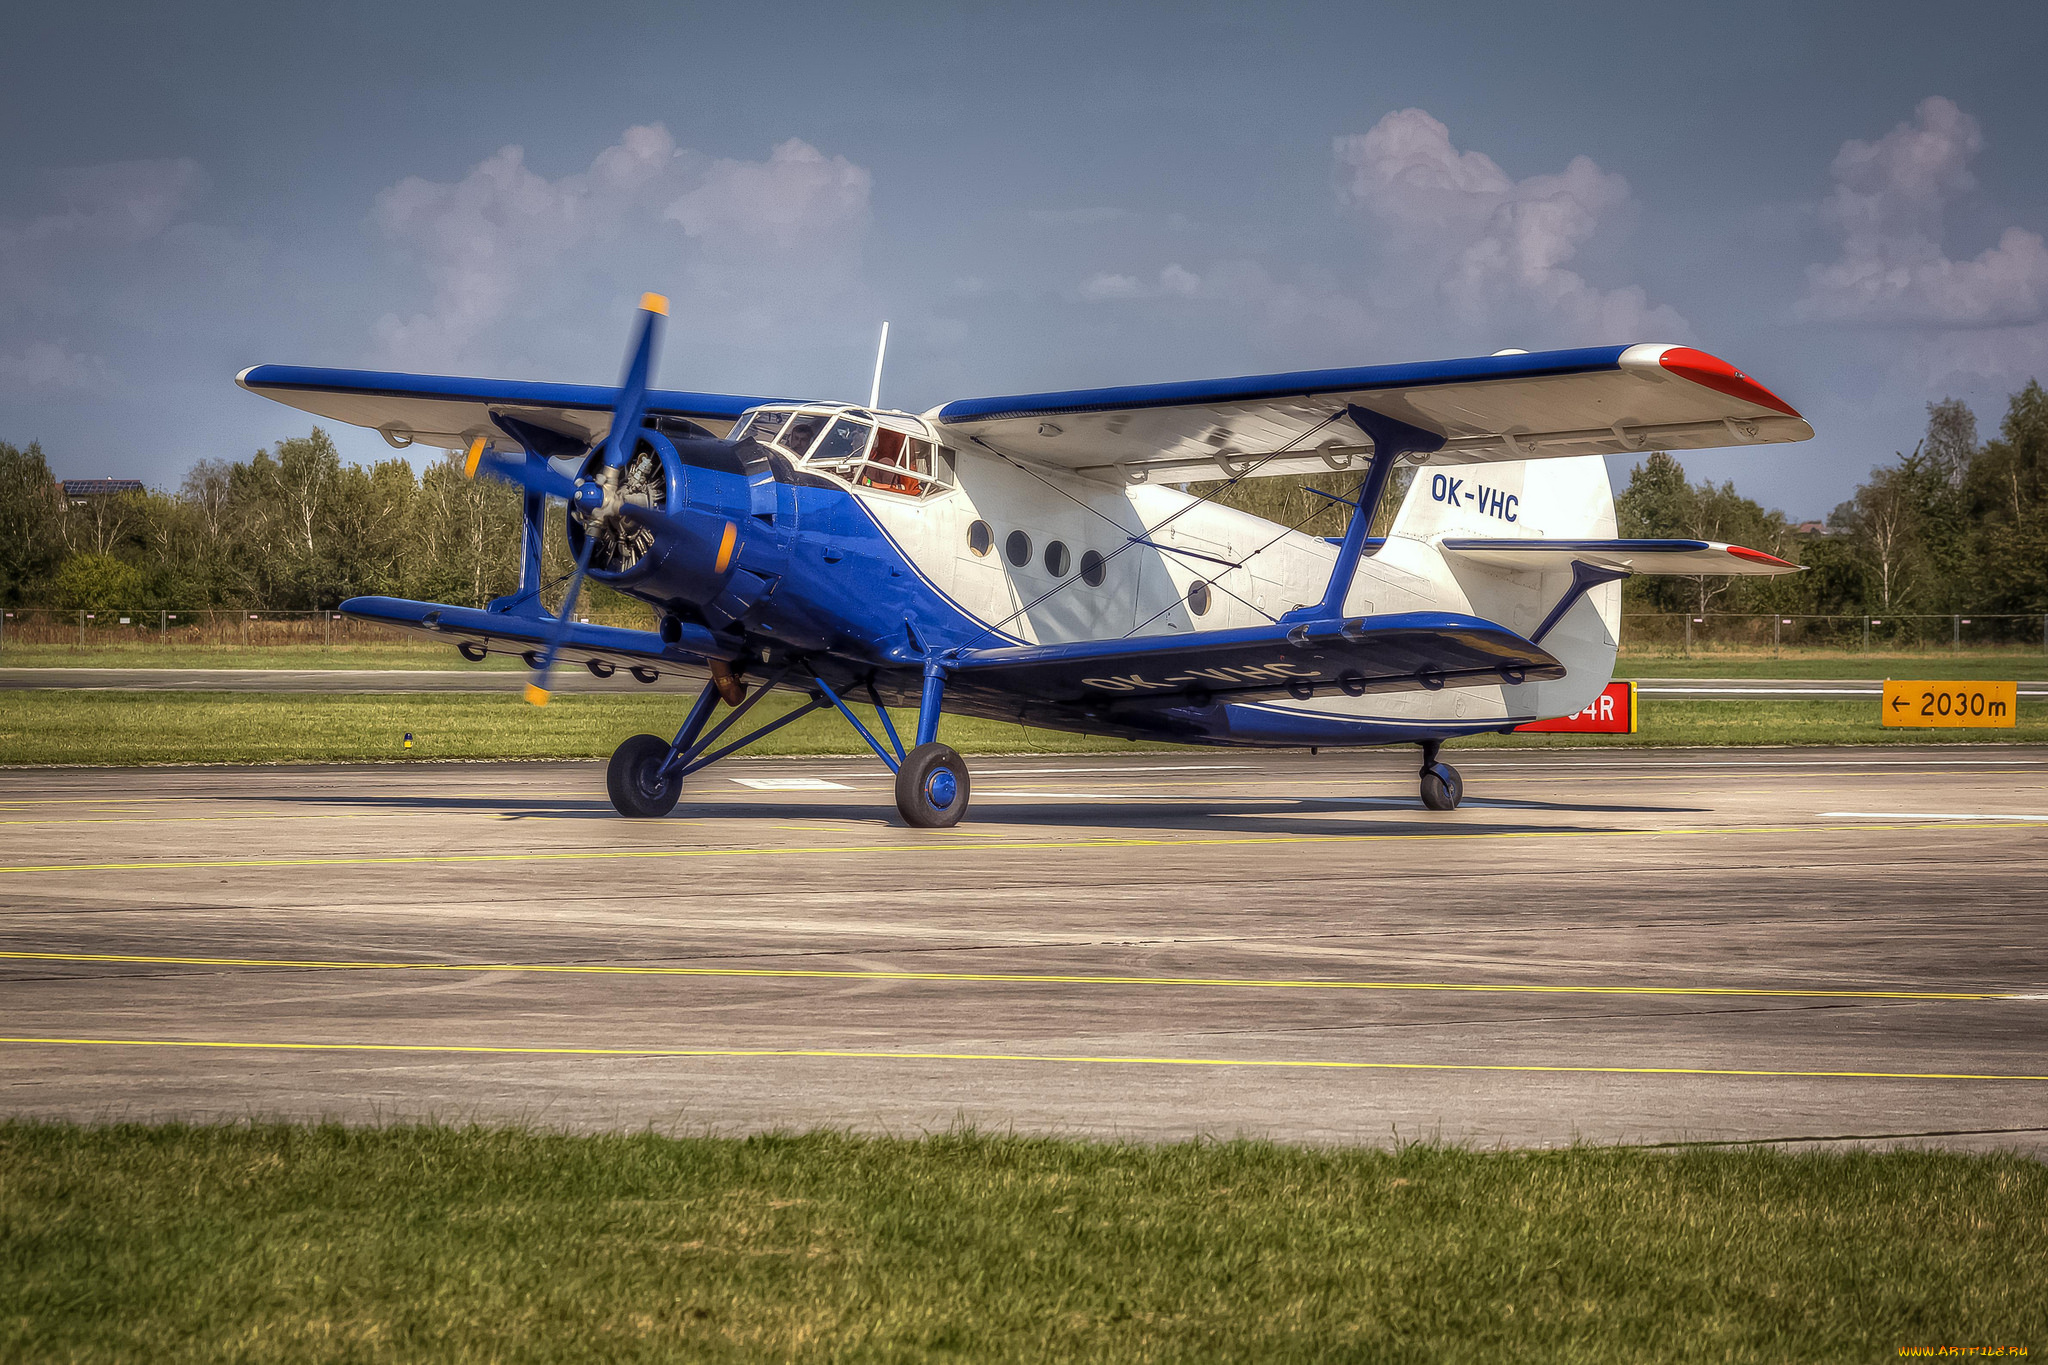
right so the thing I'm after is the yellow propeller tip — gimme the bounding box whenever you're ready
[640,292,669,316]
[463,435,486,478]
[524,684,550,708]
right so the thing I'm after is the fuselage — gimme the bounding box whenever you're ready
[581,401,1621,748]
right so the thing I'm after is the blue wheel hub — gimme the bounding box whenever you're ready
[924,767,958,810]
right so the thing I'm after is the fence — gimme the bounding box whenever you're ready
[2,608,2044,655]
[0,606,655,651]
[1621,612,2048,654]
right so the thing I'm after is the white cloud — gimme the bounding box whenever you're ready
[1077,264,1205,302]
[1798,97,2048,329]
[1333,108,1687,346]
[0,158,211,317]
[1158,263,1201,297]
[0,340,109,396]
[1078,272,1145,300]
[662,138,871,325]
[369,125,690,367]
[369,130,873,368]
[1029,207,1128,227]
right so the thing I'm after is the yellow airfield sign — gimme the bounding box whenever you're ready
[1882,680,2018,728]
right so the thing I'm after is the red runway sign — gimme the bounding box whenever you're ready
[1516,680,1637,734]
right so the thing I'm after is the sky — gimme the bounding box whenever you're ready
[2,0,2044,519]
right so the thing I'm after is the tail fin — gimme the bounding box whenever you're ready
[1390,455,1621,721]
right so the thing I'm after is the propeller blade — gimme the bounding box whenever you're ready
[474,450,581,503]
[599,293,666,471]
[524,530,599,707]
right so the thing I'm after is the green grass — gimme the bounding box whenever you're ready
[0,641,524,669]
[3,691,2044,765]
[1,1123,2040,1363]
[9,640,2048,678]
[0,690,1168,765]
[1617,650,2048,680]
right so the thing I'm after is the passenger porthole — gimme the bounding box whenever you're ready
[1044,540,1071,577]
[1187,580,1212,615]
[1005,530,1032,567]
[1079,549,1105,587]
[967,520,993,556]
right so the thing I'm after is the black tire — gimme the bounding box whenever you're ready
[607,733,681,818]
[1420,762,1463,811]
[630,665,660,685]
[894,742,970,828]
[457,641,488,662]
[586,658,616,678]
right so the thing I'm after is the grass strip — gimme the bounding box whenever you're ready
[0,690,1172,764]
[6,642,2048,677]
[4,690,2047,765]
[1,1123,2041,1363]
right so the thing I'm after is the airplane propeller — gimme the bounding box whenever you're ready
[465,293,666,706]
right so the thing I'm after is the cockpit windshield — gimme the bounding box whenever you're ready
[733,404,954,498]
[779,412,829,458]
[808,417,872,468]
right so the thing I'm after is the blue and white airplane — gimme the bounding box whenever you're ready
[238,294,1805,825]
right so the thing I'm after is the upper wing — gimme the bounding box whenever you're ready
[237,365,778,456]
[948,611,1564,708]
[930,343,1810,482]
[1439,539,1802,576]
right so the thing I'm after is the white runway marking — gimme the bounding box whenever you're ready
[730,777,852,791]
[1819,811,2048,822]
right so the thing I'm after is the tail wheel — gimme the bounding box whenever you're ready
[1420,762,1463,811]
[607,733,681,818]
[895,742,970,828]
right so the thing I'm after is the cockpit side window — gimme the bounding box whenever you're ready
[809,417,873,469]
[778,412,829,457]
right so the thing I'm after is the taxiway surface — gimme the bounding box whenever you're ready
[3,747,2045,1150]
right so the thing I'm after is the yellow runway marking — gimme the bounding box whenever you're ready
[2,1034,2042,1082]
[2,950,2025,1003]
[0,818,2040,876]
[0,812,387,827]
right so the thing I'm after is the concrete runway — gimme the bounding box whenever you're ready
[3,747,2046,1151]
[9,666,2046,698]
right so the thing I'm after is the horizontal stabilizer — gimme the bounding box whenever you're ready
[1439,539,1800,576]
[339,595,734,667]
[950,611,1563,708]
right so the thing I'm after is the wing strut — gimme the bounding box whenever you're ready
[1285,404,1444,622]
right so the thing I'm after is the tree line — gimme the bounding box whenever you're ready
[1,377,2043,616]
[0,430,589,613]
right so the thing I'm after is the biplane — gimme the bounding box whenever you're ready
[238,295,1805,824]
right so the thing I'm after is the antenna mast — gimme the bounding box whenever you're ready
[868,321,889,409]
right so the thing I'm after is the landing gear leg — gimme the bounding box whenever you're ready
[896,660,969,828]
[1418,738,1463,811]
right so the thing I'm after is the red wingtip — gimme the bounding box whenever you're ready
[1728,545,1797,568]
[1659,347,1801,418]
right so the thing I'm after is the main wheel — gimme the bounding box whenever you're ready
[607,733,681,818]
[1420,762,1464,811]
[895,742,970,828]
